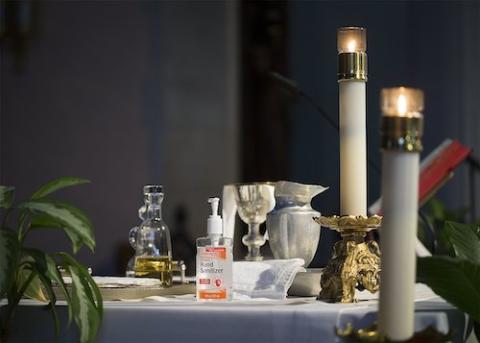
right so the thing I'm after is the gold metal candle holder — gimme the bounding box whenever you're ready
[336,323,451,342]
[314,215,382,303]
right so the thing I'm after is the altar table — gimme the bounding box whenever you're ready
[2,295,471,343]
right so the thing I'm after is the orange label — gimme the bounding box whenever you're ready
[198,289,227,300]
[204,247,226,259]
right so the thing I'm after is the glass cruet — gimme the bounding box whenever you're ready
[126,201,150,277]
[130,185,173,287]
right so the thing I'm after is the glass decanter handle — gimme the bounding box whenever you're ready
[129,226,138,249]
[138,205,147,220]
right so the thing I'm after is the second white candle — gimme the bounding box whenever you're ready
[379,151,419,340]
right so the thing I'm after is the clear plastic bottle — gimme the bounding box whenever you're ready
[196,197,233,301]
[131,185,173,287]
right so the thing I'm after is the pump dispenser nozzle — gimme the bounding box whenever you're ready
[209,197,219,216]
[207,197,223,236]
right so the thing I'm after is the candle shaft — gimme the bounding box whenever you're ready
[379,151,419,340]
[339,81,367,216]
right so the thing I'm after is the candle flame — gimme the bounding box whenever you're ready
[347,40,357,52]
[397,94,407,116]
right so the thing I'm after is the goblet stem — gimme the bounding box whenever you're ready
[243,223,265,261]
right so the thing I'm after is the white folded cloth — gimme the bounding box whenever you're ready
[233,258,305,300]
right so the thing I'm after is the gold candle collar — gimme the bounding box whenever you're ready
[380,87,424,152]
[338,52,367,81]
[381,116,423,152]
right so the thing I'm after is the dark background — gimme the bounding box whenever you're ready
[1,1,479,275]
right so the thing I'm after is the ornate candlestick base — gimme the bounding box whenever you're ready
[337,323,451,342]
[314,215,382,303]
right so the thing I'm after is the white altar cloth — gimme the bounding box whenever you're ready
[1,285,471,343]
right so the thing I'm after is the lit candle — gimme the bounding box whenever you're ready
[337,27,367,216]
[378,87,424,340]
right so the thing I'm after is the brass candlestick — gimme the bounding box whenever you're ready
[314,215,382,303]
[337,323,451,342]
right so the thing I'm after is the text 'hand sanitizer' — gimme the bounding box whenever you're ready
[196,197,233,301]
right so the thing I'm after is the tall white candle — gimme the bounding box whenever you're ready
[378,87,424,341]
[337,27,368,216]
[339,82,367,215]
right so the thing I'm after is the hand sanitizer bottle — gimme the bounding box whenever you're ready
[196,197,233,301]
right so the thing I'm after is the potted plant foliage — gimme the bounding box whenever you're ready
[416,199,480,340]
[417,220,480,340]
[0,177,102,342]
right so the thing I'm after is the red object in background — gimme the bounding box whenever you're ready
[369,139,472,214]
[418,139,471,205]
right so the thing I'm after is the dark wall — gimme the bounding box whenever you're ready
[2,2,152,275]
[289,1,480,264]
[0,2,238,275]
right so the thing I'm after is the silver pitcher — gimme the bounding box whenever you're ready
[266,181,328,267]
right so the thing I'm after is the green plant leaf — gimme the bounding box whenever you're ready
[27,261,61,336]
[443,221,480,263]
[19,200,95,253]
[30,214,87,254]
[0,229,19,297]
[428,198,447,221]
[417,256,480,321]
[58,252,102,343]
[31,177,90,199]
[474,321,480,342]
[24,248,73,322]
[17,264,48,302]
[58,253,102,315]
[0,186,15,209]
[19,256,61,336]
